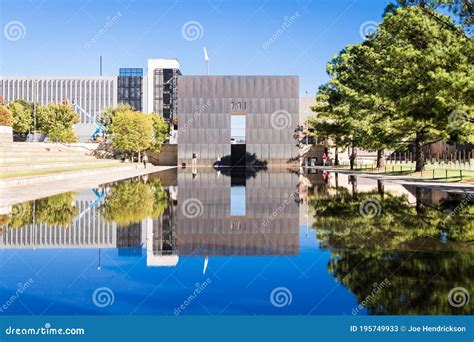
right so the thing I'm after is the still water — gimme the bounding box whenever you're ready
[0,169,472,315]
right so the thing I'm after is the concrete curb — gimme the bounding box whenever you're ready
[306,166,474,189]
[0,164,144,187]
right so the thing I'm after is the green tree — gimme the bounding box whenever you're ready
[308,83,362,169]
[396,0,473,31]
[37,103,79,142]
[7,100,33,134]
[110,110,153,160]
[150,113,169,152]
[35,192,78,227]
[310,6,473,171]
[99,103,134,134]
[373,7,473,170]
[100,178,168,226]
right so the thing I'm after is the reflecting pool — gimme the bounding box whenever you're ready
[0,169,472,315]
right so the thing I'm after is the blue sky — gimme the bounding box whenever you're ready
[0,0,391,95]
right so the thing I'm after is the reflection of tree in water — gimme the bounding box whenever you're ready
[310,182,473,315]
[329,250,473,315]
[1,193,78,229]
[35,192,78,227]
[0,201,33,228]
[310,186,473,250]
[100,178,168,226]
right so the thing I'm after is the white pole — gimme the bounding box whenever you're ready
[204,47,209,75]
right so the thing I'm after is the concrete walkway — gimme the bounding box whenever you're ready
[0,165,176,207]
[307,166,474,191]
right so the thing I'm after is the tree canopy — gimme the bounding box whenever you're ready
[8,100,33,134]
[37,103,79,142]
[308,6,473,171]
[100,178,168,226]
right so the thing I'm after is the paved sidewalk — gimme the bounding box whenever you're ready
[306,166,474,191]
[0,165,176,207]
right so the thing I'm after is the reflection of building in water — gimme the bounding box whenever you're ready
[0,192,118,248]
[145,185,178,267]
[1,169,300,268]
[167,169,299,257]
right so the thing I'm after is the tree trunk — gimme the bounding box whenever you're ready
[376,149,385,168]
[335,147,339,166]
[138,150,141,163]
[350,175,357,196]
[377,180,384,198]
[349,145,356,170]
[414,131,425,172]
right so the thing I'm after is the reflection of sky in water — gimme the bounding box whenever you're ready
[0,169,471,316]
[0,227,362,315]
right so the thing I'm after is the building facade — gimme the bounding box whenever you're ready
[0,76,117,141]
[145,59,181,123]
[1,60,301,157]
[117,68,143,111]
[177,75,299,166]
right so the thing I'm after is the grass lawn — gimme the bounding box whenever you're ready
[331,163,474,183]
[0,162,136,180]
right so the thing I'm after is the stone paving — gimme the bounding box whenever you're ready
[0,165,175,207]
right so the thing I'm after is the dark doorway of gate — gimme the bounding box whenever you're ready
[231,144,246,166]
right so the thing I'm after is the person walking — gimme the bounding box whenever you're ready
[192,153,197,168]
[322,152,328,166]
[142,153,149,169]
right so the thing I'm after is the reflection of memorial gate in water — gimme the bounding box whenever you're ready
[172,169,300,256]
